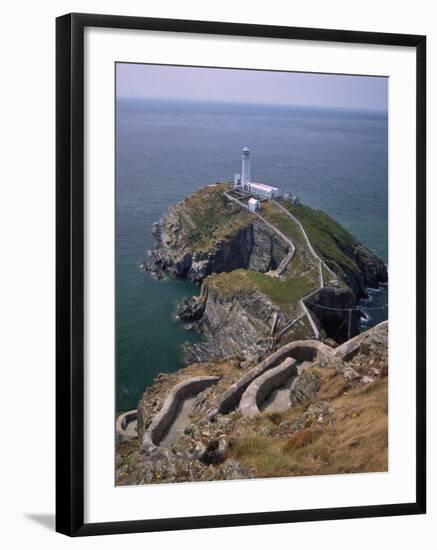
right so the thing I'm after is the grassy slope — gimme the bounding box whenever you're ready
[260,201,317,278]
[229,367,388,477]
[278,201,358,270]
[207,269,315,311]
[261,201,308,248]
[181,183,252,250]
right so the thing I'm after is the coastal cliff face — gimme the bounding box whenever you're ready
[321,239,387,298]
[148,185,386,292]
[353,243,388,291]
[145,183,387,360]
[182,283,311,364]
[306,286,361,341]
[148,184,288,282]
[278,201,388,298]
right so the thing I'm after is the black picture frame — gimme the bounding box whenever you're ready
[56,12,426,537]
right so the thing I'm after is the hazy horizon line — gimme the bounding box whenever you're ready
[116,95,388,114]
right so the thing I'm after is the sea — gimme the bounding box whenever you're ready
[116,98,388,412]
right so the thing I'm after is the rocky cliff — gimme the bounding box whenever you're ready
[277,201,388,298]
[145,183,387,360]
[147,184,288,282]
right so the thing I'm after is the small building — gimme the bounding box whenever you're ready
[246,181,281,199]
[234,173,241,187]
[248,197,260,212]
[283,193,300,205]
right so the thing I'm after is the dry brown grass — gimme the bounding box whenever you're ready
[315,367,350,401]
[182,359,240,379]
[284,427,323,450]
[229,367,388,478]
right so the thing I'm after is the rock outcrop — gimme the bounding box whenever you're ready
[289,369,321,406]
[148,207,287,283]
[352,243,388,292]
[117,322,389,485]
[305,286,361,341]
[145,183,387,364]
[183,284,300,364]
[324,242,388,299]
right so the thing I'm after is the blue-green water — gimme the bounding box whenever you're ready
[116,98,388,412]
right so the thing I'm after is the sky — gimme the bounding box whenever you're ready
[116,63,388,112]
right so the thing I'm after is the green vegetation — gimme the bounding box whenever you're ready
[261,201,307,248]
[321,263,338,286]
[207,268,315,311]
[182,183,253,250]
[246,271,315,309]
[206,269,255,298]
[279,201,357,271]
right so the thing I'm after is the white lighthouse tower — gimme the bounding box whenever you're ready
[241,146,251,188]
[232,146,286,200]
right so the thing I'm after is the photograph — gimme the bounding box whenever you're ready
[115,63,389,486]
[0,1,430,545]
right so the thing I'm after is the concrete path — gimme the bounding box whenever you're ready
[141,376,220,452]
[159,396,196,448]
[273,248,296,277]
[273,200,338,282]
[123,419,138,438]
[260,374,296,413]
[223,192,323,339]
[116,410,138,440]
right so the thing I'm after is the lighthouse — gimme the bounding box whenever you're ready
[233,146,284,200]
[241,146,251,187]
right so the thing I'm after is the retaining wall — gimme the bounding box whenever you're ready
[275,314,305,340]
[334,320,388,360]
[299,293,322,339]
[115,409,138,439]
[213,340,332,416]
[232,321,388,418]
[141,375,220,453]
[239,357,297,418]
